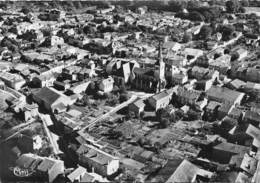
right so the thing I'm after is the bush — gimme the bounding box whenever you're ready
[198,25,213,40]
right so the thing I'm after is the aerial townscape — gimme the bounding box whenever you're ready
[2,0,260,182]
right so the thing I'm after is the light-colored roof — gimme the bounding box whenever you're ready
[166,159,213,183]
[246,124,260,148]
[150,90,170,101]
[121,158,145,171]
[214,142,249,155]
[67,166,87,182]
[37,158,55,172]
[207,86,244,104]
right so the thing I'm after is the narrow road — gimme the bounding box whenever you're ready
[39,113,61,155]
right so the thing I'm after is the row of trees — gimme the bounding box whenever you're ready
[175,6,222,23]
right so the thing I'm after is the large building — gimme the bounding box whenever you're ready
[76,144,120,177]
[32,87,74,113]
[0,72,26,90]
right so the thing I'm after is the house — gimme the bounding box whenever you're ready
[53,80,71,91]
[209,55,231,74]
[235,172,252,183]
[166,159,214,183]
[228,79,246,90]
[245,68,260,83]
[41,36,64,47]
[206,86,245,105]
[204,101,221,121]
[240,153,258,176]
[32,87,73,113]
[125,14,136,25]
[32,73,57,88]
[76,144,119,176]
[148,90,172,111]
[171,73,188,85]
[0,72,26,90]
[190,66,219,91]
[16,153,64,182]
[244,111,260,126]
[163,41,182,52]
[212,142,250,164]
[165,54,187,79]
[16,153,42,170]
[23,103,39,121]
[137,6,147,15]
[246,124,260,150]
[69,81,91,94]
[129,98,145,116]
[37,157,65,182]
[228,107,243,120]
[232,47,248,61]
[175,86,207,110]
[183,48,203,65]
[218,103,233,120]
[99,77,114,93]
[80,172,108,182]
[67,166,87,182]
[146,128,176,147]
[62,66,82,81]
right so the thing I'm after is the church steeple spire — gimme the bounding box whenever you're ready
[158,41,165,92]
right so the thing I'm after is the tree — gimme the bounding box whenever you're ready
[188,11,205,22]
[168,0,187,12]
[239,7,246,13]
[202,11,213,23]
[106,94,119,106]
[85,82,96,95]
[198,25,213,40]
[175,12,188,20]
[83,25,97,35]
[156,108,173,128]
[21,7,30,15]
[82,95,90,106]
[183,31,192,43]
[185,109,201,121]
[187,0,200,10]
[160,118,170,128]
[231,52,239,61]
[119,93,129,103]
[240,0,249,7]
[217,25,235,41]
[226,0,239,13]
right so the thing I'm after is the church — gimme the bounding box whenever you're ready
[131,42,166,93]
